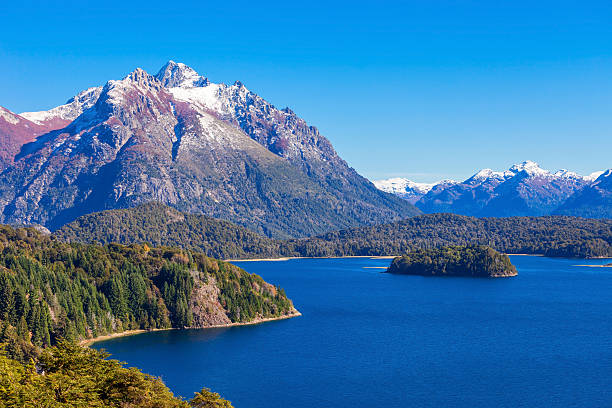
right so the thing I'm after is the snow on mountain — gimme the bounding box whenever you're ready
[585,170,605,182]
[20,87,102,128]
[156,61,209,88]
[373,178,458,203]
[508,160,550,177]
[0,62,419,236]
[0,106,53,170]
[379,161,607,217]
[555,169,612,218]
[0,107,22,125]
[155,61,347,176]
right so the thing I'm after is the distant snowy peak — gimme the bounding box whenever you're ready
[373,177,458,203]
[508,160,549,177]
[374,178,454,195]
[592,169,612,184]
[20,86,102,128]
[467,161,599,184]
[469,168,513,182]
[585,170,606,182]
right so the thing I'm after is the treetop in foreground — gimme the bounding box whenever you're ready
[0,341,233,407]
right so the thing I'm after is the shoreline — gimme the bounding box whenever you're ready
[574,264,612,268]
[227,254,612,262]
[81,311,301,347]
[225,255,397,262]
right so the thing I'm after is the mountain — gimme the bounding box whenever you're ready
[0,88,103,171]
[0,62,419,237]
[555,169,612,218]
[0,107,54,170]
[20,87,102,129]
[377,161,604,217]
[373,178,457,203]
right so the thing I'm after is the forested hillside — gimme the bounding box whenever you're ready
[286,214,612,258]
[0,225,296,362]
[55,203,282,259]
[56,205,612,259]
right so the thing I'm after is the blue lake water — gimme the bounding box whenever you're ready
[95,256,612,407]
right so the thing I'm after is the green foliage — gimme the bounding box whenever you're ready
[55,202,283,259]
[283,214,612,259]
[0,224,295,362]
[0,341,234,407]
[158,263,194,327]
[213,260,294,322]
[190,388,233,408]
[387,245,517,277]
[56,204,612,259]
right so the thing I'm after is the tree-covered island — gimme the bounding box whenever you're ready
[387,246,518,277]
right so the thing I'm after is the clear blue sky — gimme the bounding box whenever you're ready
[1,0,611,181]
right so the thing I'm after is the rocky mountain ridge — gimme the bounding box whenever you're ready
[0,62,419,237]
[375,161,610,217]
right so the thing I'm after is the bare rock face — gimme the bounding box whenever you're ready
[189,275,232,327]
[0,63,419,238]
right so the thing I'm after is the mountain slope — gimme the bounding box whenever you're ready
[0,107,57,171]
[555,170,612,218]
[414,161,595,216]
[0,63,418,237]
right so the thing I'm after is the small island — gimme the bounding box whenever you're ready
[387,245,518,278]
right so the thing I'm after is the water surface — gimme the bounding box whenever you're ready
[95,256,612,407]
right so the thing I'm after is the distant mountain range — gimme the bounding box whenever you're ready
[375,161,611,218]
[0,61,419,238]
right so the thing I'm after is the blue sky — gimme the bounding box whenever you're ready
[1,0,611,181]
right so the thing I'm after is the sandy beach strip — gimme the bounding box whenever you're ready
[81,311,301,347]
[225,255,397,262]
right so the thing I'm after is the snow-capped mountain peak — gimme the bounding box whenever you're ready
[508,160,549,177]
[155,61,209,88]
[374,178,438,195]
[373,177,459,203]
[468,168,513,183]
[592,169,612,184]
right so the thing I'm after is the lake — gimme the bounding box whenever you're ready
[94,256,612,407]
